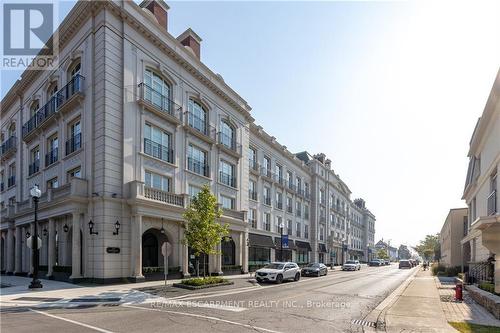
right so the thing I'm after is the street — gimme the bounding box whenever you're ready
[1,265,416,333]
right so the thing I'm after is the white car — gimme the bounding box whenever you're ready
[255,262,301,283]
[342,260,361,271]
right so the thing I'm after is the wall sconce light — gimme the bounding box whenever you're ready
[43,228,48,236]
[160,218,165,234]
[26,231,31,238]
[88,220,98,235]
[63,224,69,233]
[113,220,120,235]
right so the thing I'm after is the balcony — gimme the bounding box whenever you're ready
[219,171,236,188]
[45,148,58,167]
[145,187,185,207]
[250,219,257,229]
[144,138,174,164]
[184,112,216,143]
[273,174,285,187]
[7,176,15,188]
[138,83,182,124]
[1,136,17,161]
[264,196,271,206]
[28,160,40,176]
[276,201,283,210]
[287,205,293,214]
[187,157,210,177]
[249,190,257,201]
[260,167,272,179]
[66,133,82,156]
[249,160,259,174]
[222,208,246,221]
[488,190,497,216]
[22,75,84,141]
[217,132,242,157]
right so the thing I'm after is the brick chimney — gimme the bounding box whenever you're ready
[177,28,202,59]
[140,0,169,31]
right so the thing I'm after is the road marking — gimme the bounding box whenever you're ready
[29,309,115,333]
[124,304,283,333]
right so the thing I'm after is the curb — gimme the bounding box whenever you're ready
[362,268,420,332]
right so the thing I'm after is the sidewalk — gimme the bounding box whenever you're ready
[364,268,456,332]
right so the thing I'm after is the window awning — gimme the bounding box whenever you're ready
[295,241,312,251]
[318,243,327,253]
[248,233,275,248]
[274,237,296,250]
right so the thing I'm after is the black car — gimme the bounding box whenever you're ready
[369,260,382,266]
[301,263,328,277]
[399,260,412,269]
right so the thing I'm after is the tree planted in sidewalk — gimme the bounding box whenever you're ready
[414,234,440,261]
[376,248,389,260]
[182,184,228,278]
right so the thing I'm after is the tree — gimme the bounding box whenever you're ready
[183,185,228,278]
[376,248,389,260]
[415,234,440,261]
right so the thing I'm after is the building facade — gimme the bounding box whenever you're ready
[0,0,375,283]
[462,69,500,292]
[439,208,468,268]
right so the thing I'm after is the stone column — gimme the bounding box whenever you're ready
[179,226,190,278]
[242,230,248,273]
[70,212,82,280]
[130,215,144,280]
[6,228,14,273]
[14,226,22,274]
[47,218,56,278]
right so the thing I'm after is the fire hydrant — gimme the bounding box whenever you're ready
[455,282,463,302]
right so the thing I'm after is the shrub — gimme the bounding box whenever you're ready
[445,266,461,277]
[181,276,226,286]
[478,282,499,296]
[432,264,445,276]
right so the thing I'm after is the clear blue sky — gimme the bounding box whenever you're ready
[2,1,500,247]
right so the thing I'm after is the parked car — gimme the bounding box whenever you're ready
[255,262,301,283]
[342,260,361,271]
[384,259,390,265]
[301,263,328,277]
[368,260,382,266]
[399,260,412,269]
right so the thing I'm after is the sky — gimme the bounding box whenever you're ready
[2,1,500,248]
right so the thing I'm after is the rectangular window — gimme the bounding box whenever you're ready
[7,163,15,187]
[304,205,309,220]
[263,156,271,177]
[249,247,270,266]
[249,208,257,228]
[275,164,283,182]
[296,222,301,237]
[264,213,271,231]
[219,160,235,187]
[296,202,301,217]
[276,216,283,233]
[249,147,257,170]
[47,177,59,189]
[304,225,309,238]
[287,219,292,236]
[319,226,324,241]
[275,191,283,209]
[67,167,81,179]
[305,182,310,197]
[187,145,209,177]
[287,197,293,213]
[145,171,170,192]
[46,135,58,166]
[144,123,172,163]
[249,180,257,200]
[220,195,235,210]
[296,177,302,192]
[264,186,271,205]
[287,171,293,189]
[29,146,40,175]
[188,185,202,198]
[66,120,81,155]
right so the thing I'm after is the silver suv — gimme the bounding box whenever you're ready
[255,262,301,283]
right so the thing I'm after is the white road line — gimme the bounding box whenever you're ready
[123,304,283,333]
[29,309,115,333]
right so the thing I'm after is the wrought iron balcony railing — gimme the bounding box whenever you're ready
[1,136,16,158]
[219,171,236,188]
[28,160,40,176]
[66,133,82,155]
[487,190,497,216]
[144,138,174,164]
[138,83,182,122]
[45,147,58,167]
[187,157,210,177]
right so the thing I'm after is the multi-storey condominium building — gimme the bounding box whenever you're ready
[439,208,468,268]
[0,0,375,283]
[462,69,499,292]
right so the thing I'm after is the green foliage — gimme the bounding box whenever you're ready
[181,276,226,286]
[432,264,461,277]
[183,185,228,277]
[415,234,440,260]
[478,282,499,295]
[449,322,500,333]
[376,248,389,260]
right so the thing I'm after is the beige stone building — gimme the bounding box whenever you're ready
[462,69,500,292]
[0,0,375,283]
[439,208,468,268]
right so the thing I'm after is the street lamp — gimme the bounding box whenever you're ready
[113,220,120,235]
[278,221,284,262]
[29,185,42,289]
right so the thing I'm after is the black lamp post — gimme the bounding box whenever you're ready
[88,220,98,235]
[113,220,120,235]
[29,185,42,289]
[279,221,284,262]
[341,239,345,266]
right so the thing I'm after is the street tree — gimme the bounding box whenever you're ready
[414,234,440,261]
[182,185,228,278]
[376,248,389,260]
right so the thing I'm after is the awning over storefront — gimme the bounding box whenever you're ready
[248,233,275,248]
[318,243,327,253]
[295,241,312,251]
[274,237,296,250]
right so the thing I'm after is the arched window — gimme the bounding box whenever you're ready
[144,69,171,112]
[47,82,58,111]
[221,238,235,266]
[69,61,81,79]
[188,99,207,134]
[220,120,235,149]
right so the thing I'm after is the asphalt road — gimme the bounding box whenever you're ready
[1,264,416,333]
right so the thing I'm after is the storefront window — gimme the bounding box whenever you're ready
[249,247,270,265]
[297,249,309,264]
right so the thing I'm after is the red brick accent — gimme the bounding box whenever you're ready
[180,35,200,59]
[145,1,168,31]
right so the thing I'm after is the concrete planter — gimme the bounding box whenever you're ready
[465,285,500,319]
[173,280,234,290]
